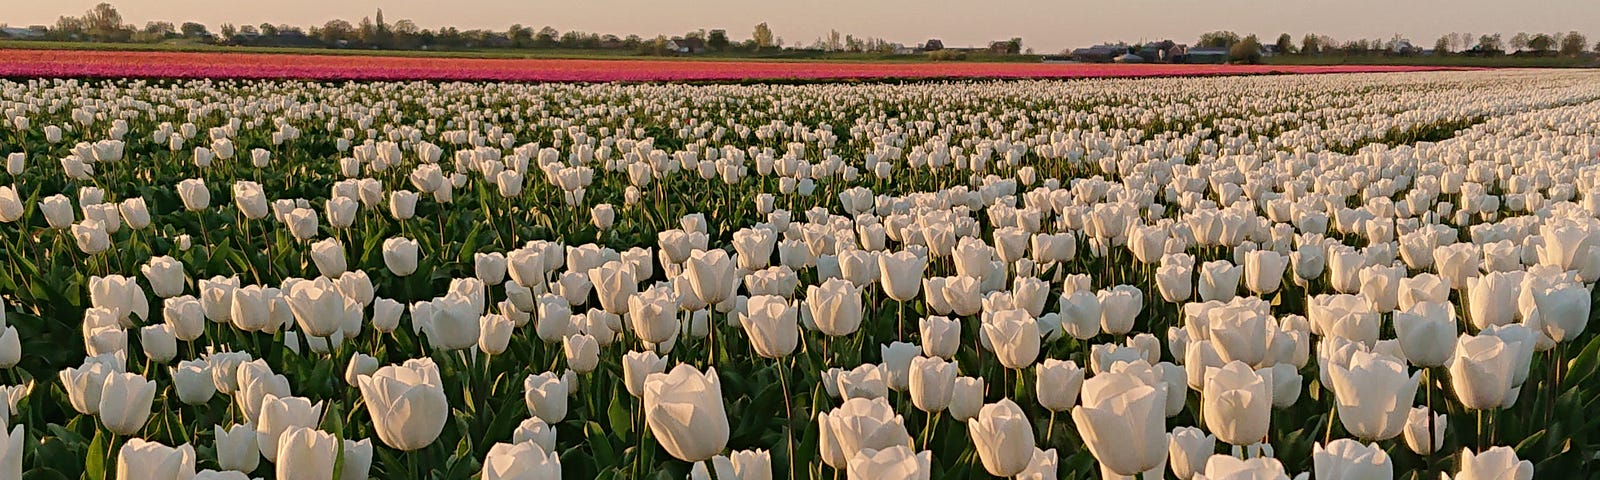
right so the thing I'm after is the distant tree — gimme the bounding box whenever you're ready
[1008,37,1024,54]
[923,39,943,50]
[1594,40,1600,55]
[54,16,86,39]
[143,21,175,36]
[1228,34,1262,63]
[707,29,729,50]
[320,19,354,45]
[508,24,531,48]
[623,34,642,49]
[827,29,842,51]
[1274,33,1294,54]
[534,26,558,47]
[83,3,129,41]
[1528,33,1555,53]
[1198,31,1241,48]
[1560,31,1588,56]
[238,24,257,36]
[1434,35,1451,55]
[1300,33,1321,55]
[1478,33,1502,52]
[179,22,208,38]
[651,35,669,55]
[390,19,418,48]
[258,23,277,37]
[1510,32,1529,51]
[752,23,774,49]
[219,23,237,38]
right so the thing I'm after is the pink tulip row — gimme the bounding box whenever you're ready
[0,49,1474,82]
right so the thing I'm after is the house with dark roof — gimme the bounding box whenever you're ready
[667,37,707,54]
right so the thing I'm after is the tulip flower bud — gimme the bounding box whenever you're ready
[116,439,195,480]
[214,423,259,473]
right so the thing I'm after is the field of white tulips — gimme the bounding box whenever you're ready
[2,69,1600,480]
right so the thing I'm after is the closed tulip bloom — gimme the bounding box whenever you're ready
[984,309,1041,369]
[563,334,600,373]
[383,237,420,277]
[285,277,346,339]
[524,372,569,424]
[589,260,637,315]
[1169,426,1216,480]
[233,181,269,220]
[308,238,346,278]
[344,439,374,479]
[727,449,772,480]
[0,186,21,223]
[255,395,324,462]
[318,196,354,230]
[1036,358,1085,412]
[478,314,514,355]
[1359,264,1404,312]
[514,417,558,452]
[1455,446,1533,480]
[482,441,562,480]
[737,296,798,359]
[908,356,957,413]
[274,426,337,480]
[919,316,960,359]
[0,424,18,480]
[878,250,928,302]
[1156,258,1194,303]
[140,256,186,298]
[1243,250,1289,295]
[1534,282,1590,342]
[1196,455,1294,479]
[139,324,177,363]
[623,350,669,398]
[40,194,74,228]
[388,190,418,220]
[117,439,196,480]
[98,372,156,435]
[359,359,449,451]
[685,249,737,306]
[345,353,379,388]
[1448,334,1518,410]
[1394,301,1457,368]
[72,221,110,254]
[1202,361,1272,446]
[807,278,864,337]
[1207,310,1274,368]
[1403,407,1446,455]
[177,178,210,211]
[1058,290,1103,340]
[949,376,985,422]
[879,342,919,392]
[643,364,729,462]
[119,197,151,230]
[847,446,931,480]
[1312,437,1395,479]
[284,208,319,241]
[820,397,911,469]
[1329,351,1419,441]
[1198,260,1242,302]
[215,423,259,473]
[628,287,680,344]
[172,360,215,405]
[942,276,983,316]
[422,293,479,351]
[474,252,508,285]
[967,398,1035,477]
[1073,367,1168,476]
[1097,285,1143,336]
[0,326,20,369]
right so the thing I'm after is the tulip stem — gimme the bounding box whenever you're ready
[777,358,796,480]
[1426,367,1436,479]
[1045,410,1056,445]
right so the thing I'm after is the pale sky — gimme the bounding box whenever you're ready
[6,0,1599,52]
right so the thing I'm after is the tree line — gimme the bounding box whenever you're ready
[9,3,923,54]
[1197,30,1594,58]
